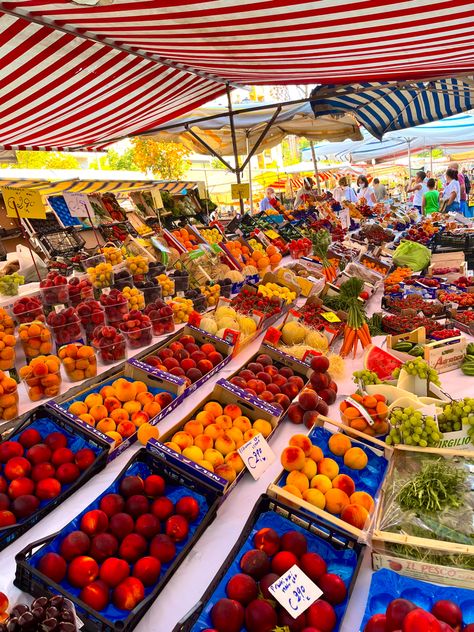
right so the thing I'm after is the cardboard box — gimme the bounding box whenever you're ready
[159,379,282,496]
[49,359,186,461]
[135,324,234,398]
[428,252,467,281]
[360,253,391,277]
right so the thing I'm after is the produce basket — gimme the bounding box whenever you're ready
[15,441,222,632]
[173,493,364,632]
[37,228,86,257]
[0,404,109,553]
[372,444,474,588]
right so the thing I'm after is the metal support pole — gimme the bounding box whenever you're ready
[407,139,412,181]
[430,146,433,173]
[246,133,254,215]
[227,85,245,215]
[310,141,322,194]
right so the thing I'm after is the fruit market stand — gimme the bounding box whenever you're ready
[0,197,472,632]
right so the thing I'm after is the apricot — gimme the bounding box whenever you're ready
[84,392,103,409]
[100,385,115,399]
[193,434,213,452]
[114,379,137,403]
[324,488,350,515]
[195,411,214,426]
[131,411,150,427]
[106,431,122,446]
[182,446,204,462]
[302,458,317,480]
[310,474,333,494]
[96,418,116,434]
[243,429,260,442]
[226,426,243,444]
[328,433,352,457]
[143,402,162,417]
[198,459,214,471]
[282,484,302,498]
[184,420,204,437]
[215,434,236,456]
[203,401,223,418]
[344,447,368,470]
[286,470,309,493]
[137,423,159,446]
[350,491,375,513]
[204,448,224,468]
[289,434,313,456]
[117,421,137,438]
[137,392,154,407]
[123,400,141,416]
[79,413,96,426]
[252,419,272,438]
[164,441,181,453]
[204,423,224,440]
[317,457,339,480]
[110,408,129,422]
[90,405,108,422]
[133,381,147,394]
[224,404,242,420]
[281,446,306,471]
[225,451,245,474]
[303,488,326,510]
[233,416,252,433]
[214,463,237,483]
[69,401,88,416]
[332,474,356,497]
[171,431,193,450]
[341,503,370,530]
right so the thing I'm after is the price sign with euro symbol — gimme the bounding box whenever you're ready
[269,565,322,618]
[238,432,275,480]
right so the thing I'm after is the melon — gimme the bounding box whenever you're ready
[199,317,218,335]
[305,330,329,350]
[281,321,306,345]
[237,316,257,335]
[215,306,237,320]
[364,344,403,381]
[217,317,239,331]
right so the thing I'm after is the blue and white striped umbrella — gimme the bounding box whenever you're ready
[311,78,474,139]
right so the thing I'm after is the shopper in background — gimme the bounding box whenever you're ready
[333,176,357,203]
[442,168,461,213]
[294,177,316,209]
[356,175,376,207]
[449,162,467,215]
[422,178,440,216]
[372,178,387,201]
[259,187,278,212]
[463,168,471,197]
[407,171,427,212]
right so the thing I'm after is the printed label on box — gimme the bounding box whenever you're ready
[269,564,322,618]
[238,433,275,480]
[321,311,341,323]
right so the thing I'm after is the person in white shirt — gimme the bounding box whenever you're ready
[442,168,461,213]
[407,171,428,211]
[333,176,357,203]
[356,176,376,207]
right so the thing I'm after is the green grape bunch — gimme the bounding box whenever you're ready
[438,398,474,441]
[0,273,25,296]
[392,357,440,386]
[353,369,382,387]
[386,406,443,447]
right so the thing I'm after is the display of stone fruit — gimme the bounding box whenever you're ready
[147,262,165,279]
[134,279,161,304]
[122,286,145,311]
[0,425,95,527]
[0,330,16,371]
[280,432,374,530]
[340,393,389,437]
[170,298,194,324]
[59,343,97,382]
[12,296,44,324]
[119,311,153,349]
[76,299,105,344]
[40,271,69,306]
[286,355,336,426]
[209,525,346,632]
[68,277,93,306]
[201,283,220,307]
[156,274,174,297]
[231,288,283,319]
[0,371,18,421]
[166,400,271,482]
[229,352,305,411]
[19,355,62,402]
[0,309,14,335]
[101,246,123,266]
[100,289,129,326]
[47,307,82,346]
[143,300,174,336]
[66,378,172,446]
[125,255,149,276]
[170,269,189,293]
[91,325,126,365]
[34,473,201,613]
[87,262,113,289]
[113,269,133,291]
[0,595,79,632]
[143,333,223,386]
[18,321,52,362]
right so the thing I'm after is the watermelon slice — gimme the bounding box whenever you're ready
[364,344,403,381]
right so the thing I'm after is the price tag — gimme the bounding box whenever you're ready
[302,349,322,365]
[321,312,341,323]
[268,565,322,618]
[238,433,275,480]
[2,186,46,219]
[265,229,280,240]
[63,192,94,219]
[54,304,66,313]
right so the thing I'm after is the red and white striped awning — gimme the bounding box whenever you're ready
[0,0,473,149]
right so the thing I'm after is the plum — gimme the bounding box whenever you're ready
[431,601,462,629]
[245,599,277,632]
[402,609,442,632]
[364,614,387,632]
[386,598,416,631]
[210,598,244,632]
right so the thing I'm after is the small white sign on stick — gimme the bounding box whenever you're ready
[269,564,323,618]
[237,432,275,480]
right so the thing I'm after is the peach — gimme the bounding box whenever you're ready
[155,392,173,408]
[12,495,39,518]
[215,414,233,430]
[310,445,324,463]
[4,456,31,480]
[100,493,125,517]
[32,462,55,482]
[225,426,243,444]
[204,448,224,468]
[194,434,213,452]
[135,514,161,539]
[96,418,116,434]
[317,457,339,480]
[204,423,224,440]
[79,413,95,426]
[131,411,150,427]
[144,474,165,497]
[198,459,214,471]
[350,491,375,513]
[80,580,110,611]
[151,497,174,521]
[69,401,88,416]
[27,443,52,464]
[184,420,204,437]
[289,434,313,456]
[225,451,245,473]
[332,474,355,498]
[114,379,137,403]
[324,488,350,515]
[311,474,332,494]
[282,484,302,498]
[68,555,99,588]
[195,410,214,426]
[106,431,122,446]
[144,402,162,417]
[214,463,236,483]
[233,416,252,433]
[84,392,103,409]
[344,447,368,470]
[280,446,305,471]
[113,577,145,610]
[223,404,242,420]
[100,385,115,399]
[120,475,144,497]
[182,446,204,462]
[109,513,134,540]
[243,429,260,442]
[125,494,149,518]
[286,470,309,493]
[38,552,67,583]
[149,534,176,564]
[100,557,130,588]
[164,441,181,453]
[60,530,91,561]
[328,433,352,457]
[124,400,142,416]
[89,533,119,562]
[252,419,272,438]
[341,503,370,530]
[119,533,148,563]
[133,556,161,587]
[137,392,154,407]
[171,431,193,450]
[303,488,326,509]
[80,509,109,535]
[45,432,67,451]
[302,458,317,480]
[110,408,129,422]
[214,434,236,456]
[117,420,137,438]
[56,462,80,484]
[203,401,223,418]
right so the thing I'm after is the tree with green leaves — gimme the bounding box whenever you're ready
[14,151,80,169]
[130,137,191,179]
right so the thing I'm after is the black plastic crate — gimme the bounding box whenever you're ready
[0,404,109,553]
[98,222,138,243]
[37,227,86,257]
[15,442,222,632]
[173,494,365,632]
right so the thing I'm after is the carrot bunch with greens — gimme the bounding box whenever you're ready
[312,229,338,282]
[339,278,372,357]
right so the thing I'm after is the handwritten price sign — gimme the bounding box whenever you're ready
[237,432,275,480]
[2,186,45,219]
[269,564,322,618]
[63,192,94,219]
